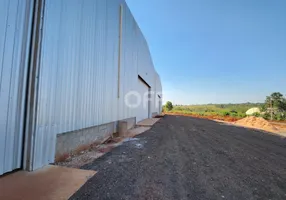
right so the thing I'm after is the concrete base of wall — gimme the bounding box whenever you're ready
[152,112,158,117]
[55,117,136,162]
[122,117,136,130]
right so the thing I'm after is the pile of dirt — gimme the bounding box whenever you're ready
[234,116,278,132]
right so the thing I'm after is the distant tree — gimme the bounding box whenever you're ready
[265,92,286,111]
[264,92,286,120]
[260,104,266,112]
[165,101,173,111]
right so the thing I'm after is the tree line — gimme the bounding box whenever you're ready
[163,92,286,121]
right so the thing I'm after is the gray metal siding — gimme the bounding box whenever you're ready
[118,2,139,120]
[136,78,149,122]
[155,73,163,114]
[32,0,122,169]
[0,0,33,175]
[32,0,162,169]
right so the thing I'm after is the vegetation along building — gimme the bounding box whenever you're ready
[0,0,162,175]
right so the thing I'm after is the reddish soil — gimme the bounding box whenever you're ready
[166,112,240,122]
[272,123,286,129]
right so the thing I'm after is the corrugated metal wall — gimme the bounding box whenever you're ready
[155,73,163,114]
[118,2,138,120]
[136,78,150,122]
[32,0,162,169]
[0,0,33,175]
[120,3,162,118]
[32,0,121,169]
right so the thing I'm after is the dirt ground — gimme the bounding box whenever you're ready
[56,126,151,168]
[270,122,286,136]
[70,115,286,200]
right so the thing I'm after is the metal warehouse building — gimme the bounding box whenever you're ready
[0,0,162,175]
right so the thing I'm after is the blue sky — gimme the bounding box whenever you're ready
[126,0,286,104]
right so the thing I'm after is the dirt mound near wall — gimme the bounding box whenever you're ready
[234,116,278,133]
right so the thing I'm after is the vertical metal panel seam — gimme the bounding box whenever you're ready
[117,4,122,98]
[23,0,45,171]
[18,0,35,170]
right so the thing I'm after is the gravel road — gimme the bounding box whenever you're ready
[70,115,286,200]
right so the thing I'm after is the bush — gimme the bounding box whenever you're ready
[262,112,271,120]
[274,112,286,121]
[230,110,238,114]
[230,112,238,117]
[223,111,230,116]
[238,113,247,118]
[165,101,173,111]
[252,112,260,117]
